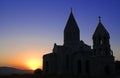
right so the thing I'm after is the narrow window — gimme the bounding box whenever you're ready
[66,55,69,69]
[86,60,90,74]
[77,60,81,74]
[100,40,103,45]
[104,65,110,75]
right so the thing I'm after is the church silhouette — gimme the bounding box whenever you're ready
[43,10,115,77]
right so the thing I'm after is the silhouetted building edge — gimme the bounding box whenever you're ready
[43,11,115,77]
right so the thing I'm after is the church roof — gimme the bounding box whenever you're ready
[64,10,79,32]
[93,17,110,39]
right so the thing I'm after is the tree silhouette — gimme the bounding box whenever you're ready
[34,68,42,75]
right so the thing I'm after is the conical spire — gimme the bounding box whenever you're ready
[64,10,80,46]
[93,16,110,39]
[64,10,79,32]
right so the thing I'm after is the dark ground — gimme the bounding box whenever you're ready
[0,74,120,78]
[0,61,120,78]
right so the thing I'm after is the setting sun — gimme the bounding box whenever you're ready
[26,59,41,70]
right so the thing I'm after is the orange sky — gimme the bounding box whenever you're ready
[0,47,50,70]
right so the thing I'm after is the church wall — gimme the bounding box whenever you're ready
[56,53,70,74]
[43,53,57,74]
[71,53,92,75]
[90,56,115,76]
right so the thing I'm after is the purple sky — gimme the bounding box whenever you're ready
[0,0,120,69]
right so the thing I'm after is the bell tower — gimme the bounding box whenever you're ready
[92,17,112,56]
[64,10,80,47]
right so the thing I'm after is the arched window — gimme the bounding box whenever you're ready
[66,55,69,69]
[77,60,81,74]
[100,40,103,45]
[104,65,110,75]
[86,60,90,74]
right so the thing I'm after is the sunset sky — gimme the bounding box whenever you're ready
[0,0,120,70]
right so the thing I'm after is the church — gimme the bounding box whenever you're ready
[43,10,115,76]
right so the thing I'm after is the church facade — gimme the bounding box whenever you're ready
[43,11,115,76]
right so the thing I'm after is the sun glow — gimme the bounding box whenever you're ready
[26,59,41,70]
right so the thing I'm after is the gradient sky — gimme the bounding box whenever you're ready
[0,0,120,70]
